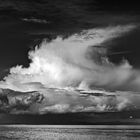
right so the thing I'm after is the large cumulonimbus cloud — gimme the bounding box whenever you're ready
[0,24,140,114]
[0,25,138,91]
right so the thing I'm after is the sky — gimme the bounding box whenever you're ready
[0,0,140,124]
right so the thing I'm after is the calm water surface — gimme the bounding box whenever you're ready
[0,125,140,140]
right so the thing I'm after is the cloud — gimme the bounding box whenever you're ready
[0,24,137,91]
[0,24,139,114]
[0,88,132,114]
[22,18,50,24]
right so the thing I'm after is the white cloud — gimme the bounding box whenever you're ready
[0,24,137,91]
[0,24,139,114]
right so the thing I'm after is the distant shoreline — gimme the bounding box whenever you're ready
[1,110,140,125]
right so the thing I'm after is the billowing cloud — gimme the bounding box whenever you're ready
[0,25,137,90]
[0,24,139,114]
[0,88,132,114]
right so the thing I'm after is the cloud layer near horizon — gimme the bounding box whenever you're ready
[0,88,133,114]
[0,24,140,114]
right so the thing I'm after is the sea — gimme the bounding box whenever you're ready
[0,125,140,140]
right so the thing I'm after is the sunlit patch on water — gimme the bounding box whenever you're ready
[0,125,140,140]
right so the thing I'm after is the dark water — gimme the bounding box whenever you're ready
[0,125,140,140]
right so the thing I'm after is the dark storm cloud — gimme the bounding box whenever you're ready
[108,28,140,67]
[0,0,139,26]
